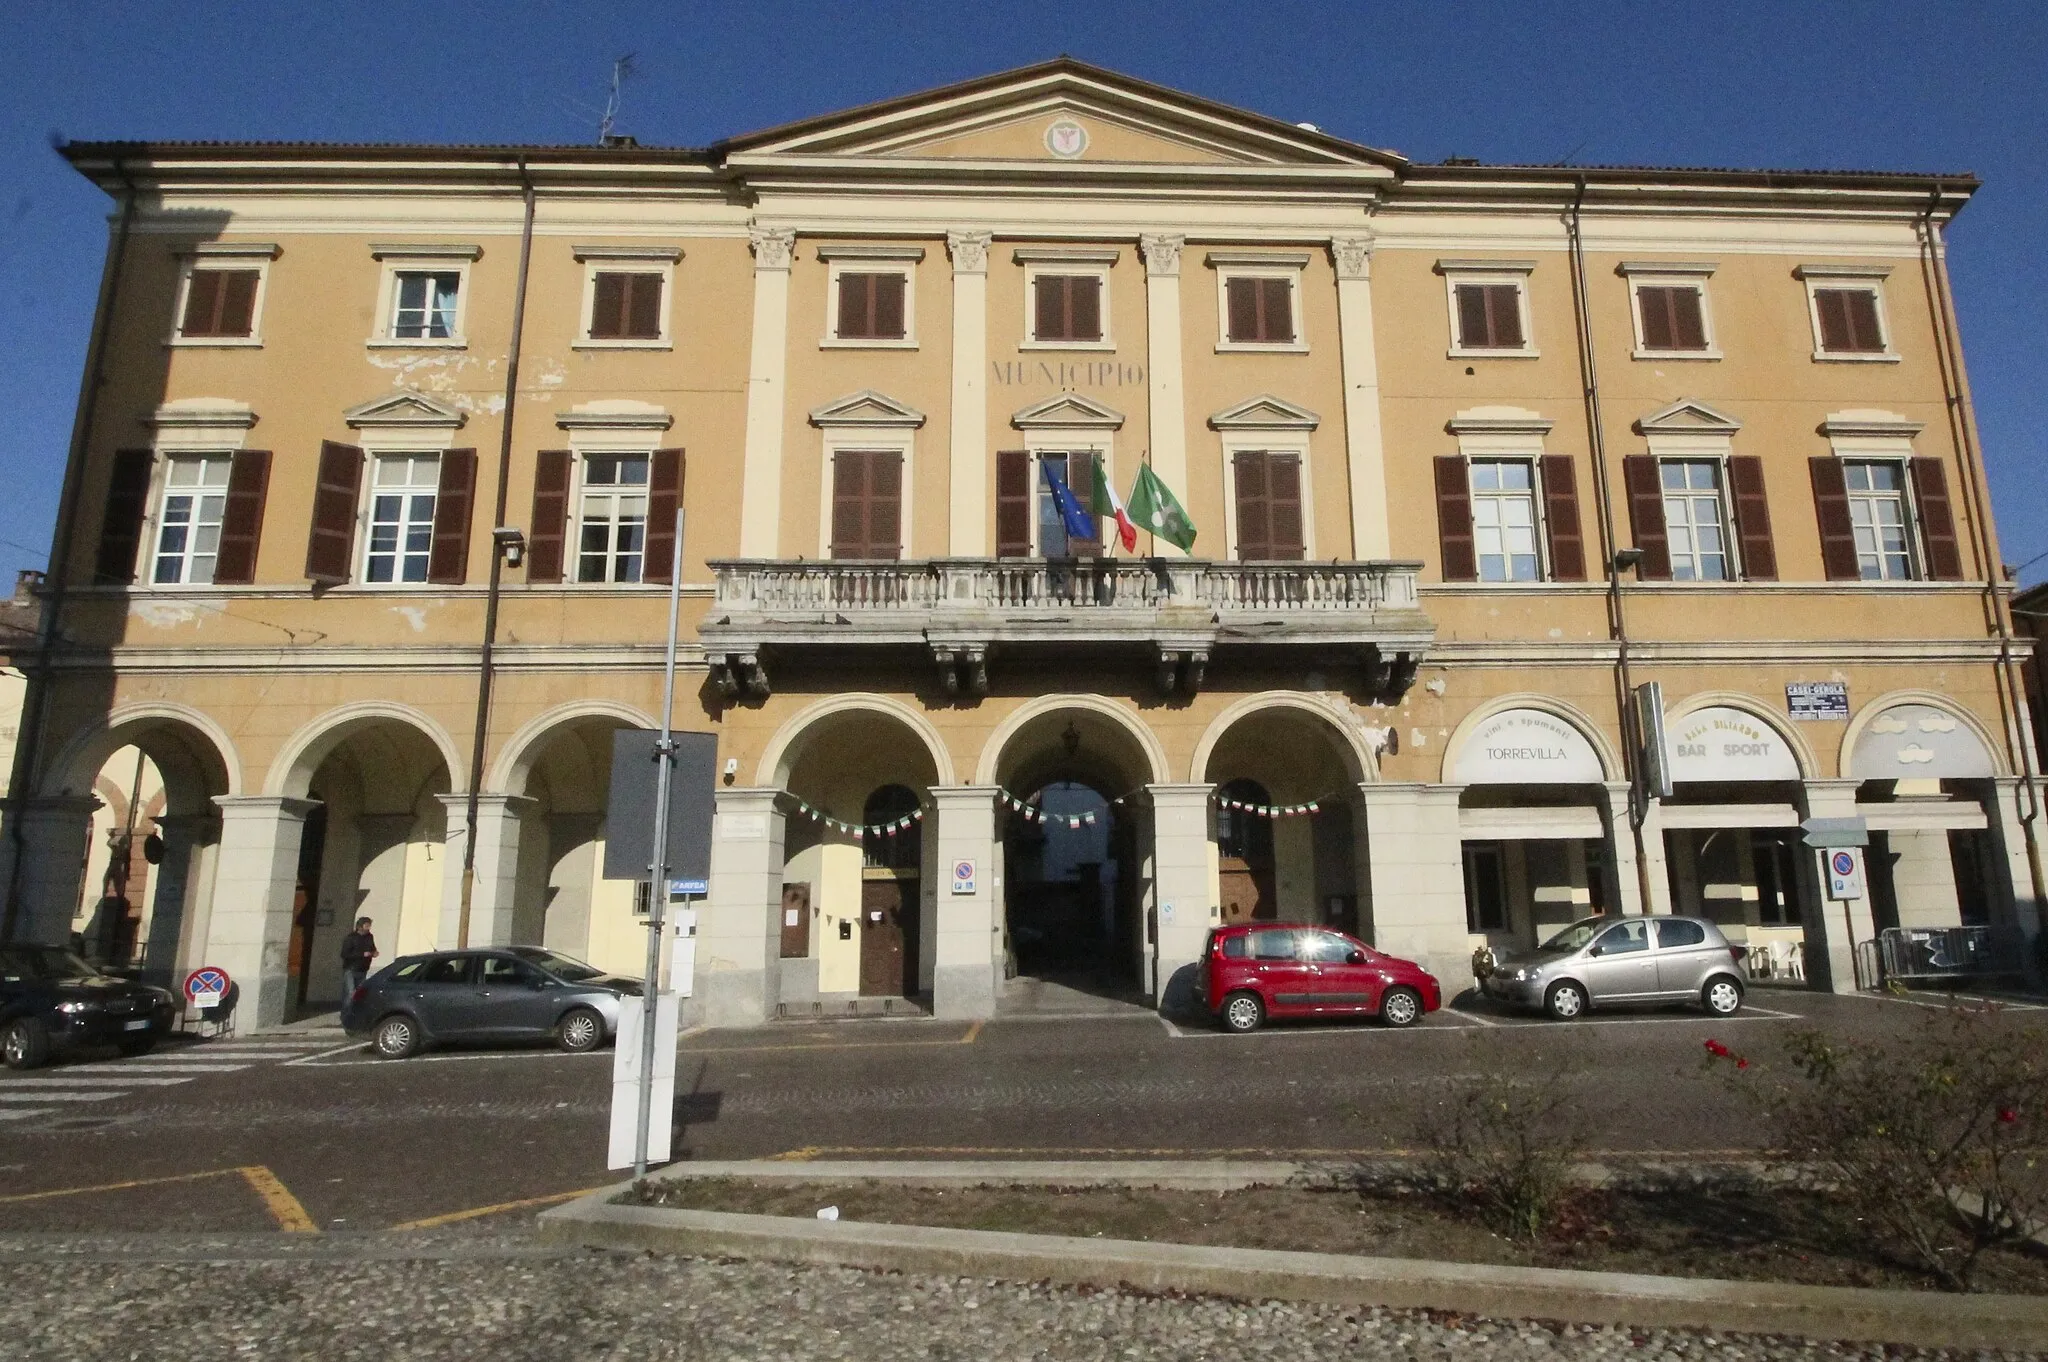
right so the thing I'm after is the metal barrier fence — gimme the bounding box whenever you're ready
[1873,925,2016,984]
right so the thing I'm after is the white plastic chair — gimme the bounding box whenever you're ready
[1771,940,1805,982]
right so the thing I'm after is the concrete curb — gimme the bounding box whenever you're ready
[537,1177,2048,1350]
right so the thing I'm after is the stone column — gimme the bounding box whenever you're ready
[1139,233,1190,555]
[436,794,535,948]
[1331,235,1391,560]
[0,795,99,945]
[1986,777,2045,982]
[1601,783,1673,917]
[692,788,784,1027]
[1798,779,1874,993]
[1146,783,1215,1010]
[1358,784,1473,993]
[931,786,999,1019]
[946,230,992,556]
[738,225,796,557]
[143,810,219,990]
[209,795,317,1029]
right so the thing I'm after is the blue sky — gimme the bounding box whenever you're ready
[2,1,2043,581]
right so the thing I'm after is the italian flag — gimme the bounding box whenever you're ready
[1088,453,1139,552]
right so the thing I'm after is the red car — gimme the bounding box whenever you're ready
[1197,923,1441,1033]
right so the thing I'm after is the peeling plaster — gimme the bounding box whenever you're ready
[391,606,430,633]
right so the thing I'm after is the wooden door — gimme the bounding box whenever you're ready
[858,879,906,997]
[780,883,811,959]
[1218,857,1275,923]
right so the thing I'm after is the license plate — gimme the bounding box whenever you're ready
[123,1019,150,1032]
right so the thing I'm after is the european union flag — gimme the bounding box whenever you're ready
[1040,460,1097,543]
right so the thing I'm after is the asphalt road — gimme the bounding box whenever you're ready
[0,986,2020,1236]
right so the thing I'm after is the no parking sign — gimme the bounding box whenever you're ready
[183,966,231,1010]
[1826,850,1865,901]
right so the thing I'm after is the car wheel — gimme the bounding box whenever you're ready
[556,1007,605,1053]
[2,1018,50,1071]
[115,1034,157,1058]
[1379,986,1423,1029]
[1544,980,1587,1021]
[372,1014,421,1059]
[1220,991,1265,1034]
[1703,976,1744,1017]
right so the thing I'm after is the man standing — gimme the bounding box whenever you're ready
[340,917,377,999]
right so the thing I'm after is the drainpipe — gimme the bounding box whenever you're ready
[1915,186,2048,929]
[2,161,137,942]
[455,160,537,949]
[1564,178,1655,916]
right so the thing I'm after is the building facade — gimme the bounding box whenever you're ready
[4,60,2040,1028]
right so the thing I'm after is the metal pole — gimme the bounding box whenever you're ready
[635,506,684,1177]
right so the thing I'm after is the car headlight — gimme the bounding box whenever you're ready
[55,1000,101,1014]
[1507,968,1532,983]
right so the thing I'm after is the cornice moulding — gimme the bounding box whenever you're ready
[370,242,482,260]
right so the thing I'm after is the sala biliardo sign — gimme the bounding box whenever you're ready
[1667,706,1800,783]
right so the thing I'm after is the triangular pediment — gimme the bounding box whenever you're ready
[1011,393,1125,430]
[1636,399,1741,435]
[343,390,467,430]
[809,389,926,428]
[722,59,1401,172]
[1209,394,1321,431]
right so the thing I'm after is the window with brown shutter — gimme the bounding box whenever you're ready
[1032,275,1102,344]
[995,449,1031,557]
[589,271,663,340]
[1539,454,1586,581]
[426,448,478,585]
[1636,285,1708,351]
[1621,455,1673,580]
[1726,455,1778,581]
[1453,282,1525,350]
[829,449,903,559]
[306,442,365,584]
[836,272,908,341]
[1814,287,1885,354]
[641,449,684,583]
[178,269,261,339]
[210,449,272,586]
[1909,457,1965,581]
[526,449,571,583]
[1061,452,1102,555]
[1223,276,1296,345]
[94,449,156,584]
[1433,454,1477,582]
[1808,456,1861,581]
[1232,451,1304,561]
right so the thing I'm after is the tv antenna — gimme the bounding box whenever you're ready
[598,53,638,145]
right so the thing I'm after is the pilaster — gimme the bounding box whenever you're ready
[0,795,100,946]
[692,788,785,1027]
[1601,783,1673,917]
[1146,782,1215,1010]
[209,795,317,1029]
[144,810,220,990]
[1798,779,1874,992]
[739,225,796,557]
[932,785,1000,1019]
[1139,234,1189,555]
[946,230,991,556]
[1987,777,2045,982]
[437,794,536,948]
[1331,234,1391,559]
[1358,783,1473,993]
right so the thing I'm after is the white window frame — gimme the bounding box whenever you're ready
[572,451,653,585]
[1466,456,1546,584]
[816,430,915,560]
[1840,457,1920,581]
[1208,250,1310,354]
[1656,456,1737,582]
[557,403,675,589]
[1216,433,1314,561]
[572,245,680,349]
[133,401,258,589]
[1439,259,1538,359]
[818,244,923,349]
[359,449,444,587]
[146,452,236,586]
[1021,428,1115,556]
[1014,247,1118,352]
[1446,408,1553,585]
[367,244,479,348]
[1796,264,1899,363]
[167,243,278,348]
[1619,261,1720,360]
[1821,410,1930,582]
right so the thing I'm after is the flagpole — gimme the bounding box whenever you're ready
[1142,447,1155,558]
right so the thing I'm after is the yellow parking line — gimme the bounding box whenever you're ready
[960,1020,984,1045]
[0,1167,238,1204]
[238,1165,318,1233]
[391,1186,603,1230]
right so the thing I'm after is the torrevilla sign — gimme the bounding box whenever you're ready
[1667,707,1801,783]
[1453,709,1604,785]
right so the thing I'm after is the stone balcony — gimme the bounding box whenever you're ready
[697,557,1433,699]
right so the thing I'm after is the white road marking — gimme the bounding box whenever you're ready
[281,1041,371,1066]
[1,1075,195,1087]
[103,1062,250,1074]
[304,1047,611,1068]
[1445,1008,1502,1028]
[0,1091,120,1103]
[0,1108,59,1122]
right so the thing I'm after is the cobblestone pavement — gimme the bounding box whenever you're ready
[4,1233,2038,1362]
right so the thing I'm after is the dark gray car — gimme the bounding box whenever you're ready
[1477,915,1746,1020]
[341,947,642,1058]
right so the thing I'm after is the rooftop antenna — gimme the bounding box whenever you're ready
[599,53,638,146]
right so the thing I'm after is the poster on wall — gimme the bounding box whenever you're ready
[1786,682,1849,721]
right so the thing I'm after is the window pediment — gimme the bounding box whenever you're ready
[343,390,467,431]
[1635,399,1741,436]
[810,390,927,429]
[1011,393,1125,430]
[1209,395,1319,431]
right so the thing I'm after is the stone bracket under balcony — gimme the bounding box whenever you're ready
[700,557,1434,700]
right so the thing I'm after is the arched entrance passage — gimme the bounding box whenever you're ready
[986,703,1160,1002]
[1198,699,1370,939]
[772,703,944,1005]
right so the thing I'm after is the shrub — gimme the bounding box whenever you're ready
[1415,1050,1588,1241]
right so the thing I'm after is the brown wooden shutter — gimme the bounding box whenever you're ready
[1432,455,1476,582]
[837,273,869,338]
[1671,287,1707,349]
[1621,455,1672,580]
[995,449,1031,557]
[1261,278,1294,343]
[1030,276,1058,341]
[1453,284,1488,350]
[871,273,905,340]
[427,448,477,585]
[1268,453,1304,560]
[1539,453,1586,581]
[1069,277,1101,343]
[1909,457,1964,581]
[1843,290,1883,352]
[1064,452,1100,555]
[642,448,683,582]
[1814,289,1853,352]
[217,270,260,337]
[179,271,223,336]
[1638,287,1675,350]
[1808,456,1860,581]
[94,449,156,584]
[211,449,271,585]
[1226,277,1259,344]
[526,449,571,584]
[625,274,662,339]
[868,451,903,560]
[589,272,626,339]
[1233,452,1270,561]
[830,451,865,558]
[305,441,365,584]
[1486,284,1524,349]
[1726,455,1778,581]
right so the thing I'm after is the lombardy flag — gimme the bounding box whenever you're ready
[1126,463,1197,553]
[1088,453,1139,552]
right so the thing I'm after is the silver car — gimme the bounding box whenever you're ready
[1477,915,1746,1020]
[340,947,641,1059]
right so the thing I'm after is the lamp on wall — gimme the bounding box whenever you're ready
[1611,548,1644,575]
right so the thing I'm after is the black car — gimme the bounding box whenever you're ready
[1,945,180,1070]
[340,947,641,1059]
